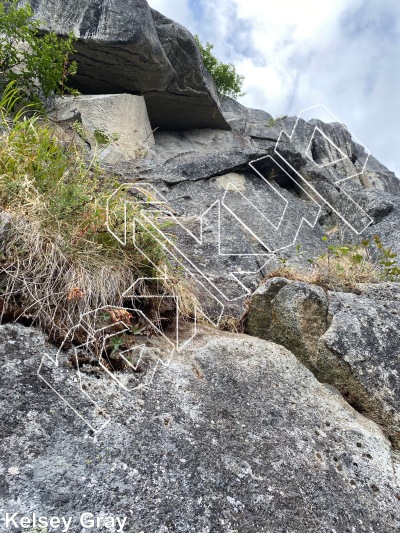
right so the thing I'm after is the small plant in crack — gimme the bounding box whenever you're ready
[109,335,125,355]
[268,115,288,127]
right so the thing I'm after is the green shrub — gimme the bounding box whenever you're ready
[371,234,400,281]
[314,235,400,285]
[195,35,245,101]
[0,0,77,102]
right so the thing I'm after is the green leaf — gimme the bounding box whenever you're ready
[110,335,124,355]
[130,324,146,336]
[351,253,363,264]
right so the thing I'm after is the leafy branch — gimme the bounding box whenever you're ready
[0,0,78,103]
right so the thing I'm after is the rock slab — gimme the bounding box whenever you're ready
[0,324,399,532]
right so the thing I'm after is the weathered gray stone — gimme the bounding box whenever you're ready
[363,196,400,257]
[139,127,264,184]
[355,281,400,301]
[109,96,400,322]
[246,281,330,367]
[24,0,230,131]
[49,93,155,164]
[0,323,399,531]
[220,98,274,138]
[244,277,291,336]
[96,97,398,320]
[246,280,400,448]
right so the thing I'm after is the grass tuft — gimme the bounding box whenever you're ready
[0,83,194,343]
[267,237,400,292]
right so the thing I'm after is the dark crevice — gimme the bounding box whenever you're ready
[250,155,304,198]
[250,135,280,142]
[160,153,272,187]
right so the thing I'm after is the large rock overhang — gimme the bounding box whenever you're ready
[23,0,231,131]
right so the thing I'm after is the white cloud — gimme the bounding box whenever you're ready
[149,0,195,28]
[148,0,400,177]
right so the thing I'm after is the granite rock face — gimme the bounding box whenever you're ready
[2,5,400,530]
[24,0,229,130]
[246,279,400,448]
[109,98,400,319]
[0,323,399,532]
[29,1,400,320]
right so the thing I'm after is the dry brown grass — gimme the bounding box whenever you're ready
[265,245,381,293]
[0,212,164,340]
[0,87,197,345]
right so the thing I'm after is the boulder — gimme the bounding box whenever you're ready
[49,93,155,164]
[245,279,330,361]
[24,0,230,131]
[245,280,400,448]
[0,323,399,531]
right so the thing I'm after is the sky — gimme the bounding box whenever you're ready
[148,0,400,178]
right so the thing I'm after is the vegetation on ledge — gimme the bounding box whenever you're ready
[268,236,400,293]
[0,84,192,344]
